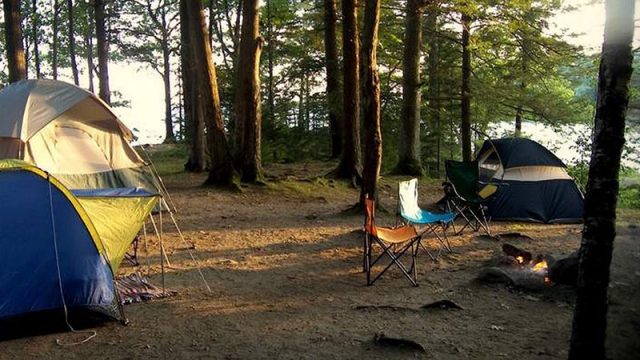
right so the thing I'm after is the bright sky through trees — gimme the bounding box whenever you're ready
[109,0,637,162]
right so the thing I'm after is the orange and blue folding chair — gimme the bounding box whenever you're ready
[363,196,422,286]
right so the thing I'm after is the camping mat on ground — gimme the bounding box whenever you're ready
[115,273,176,305]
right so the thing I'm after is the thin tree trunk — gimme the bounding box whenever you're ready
[460,11,472,161]
[67,0,79,85]
[161,5,176,144]
[323,0,342,159]
[3,0,27,82]
[332,0,361,185]
[86,6,95,93]
[94,0,110,104]
[515,42,528,137]
[52,0,60,79]
[266,0,274,131]
[234,0,263,182]
[360,0,381,205]
[426,3,440,177]
[396,0,425,175]
[568,1,635,359]
[31,0,41,78]
[298,75,305,130]
[180,0,206,172]
[181,0,236,185]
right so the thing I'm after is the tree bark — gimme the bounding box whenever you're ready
[31,0,41,78]
[52,0,60,80]
[333,0,361,185]
[181,0,236,186]
[94,0,111,104]
[180,0,206,172]
[234,0,264,183]
[460,11,472,161]
[266,0,275,132]
[426,3,441,177]
[568,1,635,359]
[3,0,27,82]
[323,0,342,159]
[396,0,425,175]
[67,0,79,85]
[360,0,381,205]
[160,4,176,144]
[86,12,95,93]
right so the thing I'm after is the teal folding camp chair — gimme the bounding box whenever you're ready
[443,160,498,235]
[398,179,456,260]
[363,196,422,286]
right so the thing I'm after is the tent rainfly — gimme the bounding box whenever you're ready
[477,138,584,223]
[0,160,159,321]
[0,79,159,193]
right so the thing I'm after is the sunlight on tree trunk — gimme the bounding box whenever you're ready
[3,0,27,82]
[568,0,635,358]
[234,0,264,183]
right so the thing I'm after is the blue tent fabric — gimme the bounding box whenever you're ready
[0,169,116,319]
[479,138,566,169]
[485,179,584,223]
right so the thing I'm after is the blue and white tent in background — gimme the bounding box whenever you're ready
[477,138,584,223]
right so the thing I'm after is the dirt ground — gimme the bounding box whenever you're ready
[2,161,639,359]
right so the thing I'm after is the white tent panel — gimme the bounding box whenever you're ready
[500,166,572,181]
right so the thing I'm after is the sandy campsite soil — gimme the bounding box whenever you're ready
[2,159,639,360]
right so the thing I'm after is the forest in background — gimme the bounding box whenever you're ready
[0,0,638,183]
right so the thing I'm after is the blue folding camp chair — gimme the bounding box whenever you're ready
[398,179,455,260]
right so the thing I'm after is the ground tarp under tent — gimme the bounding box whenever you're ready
[477,138,584,223]
[0,79,160,193]
[0,160,159,321]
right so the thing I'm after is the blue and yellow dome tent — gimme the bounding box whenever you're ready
[0,160,159,322]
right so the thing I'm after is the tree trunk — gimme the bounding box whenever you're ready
[323,0,342,159]
[360,0,381,206]
[396,0,425,175]
[568,1,635,359]
[266,0,275,132]
[161,6,176,144]
[234,0,264,183]
[426,3,441,177]
[515,42,528,137]
[180,0,206,172]
[67,0,79,85]
[85,4,95,93]
[3,0,27,82]
[31,0,41,78]
[94,0,110,104]
[52,0,60,80]
[181,0,236,186]
[460,12,472,161]
[332,0,361,185]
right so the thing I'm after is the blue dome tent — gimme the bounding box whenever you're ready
[477,138,584,223]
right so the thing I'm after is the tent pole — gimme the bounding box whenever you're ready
[161,198,212,293]
[137,145,178,212]
[148,214,166,295]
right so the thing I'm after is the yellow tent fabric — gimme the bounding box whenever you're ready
[78,195,159,272]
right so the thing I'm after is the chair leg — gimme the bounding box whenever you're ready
[369,240,418,286]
